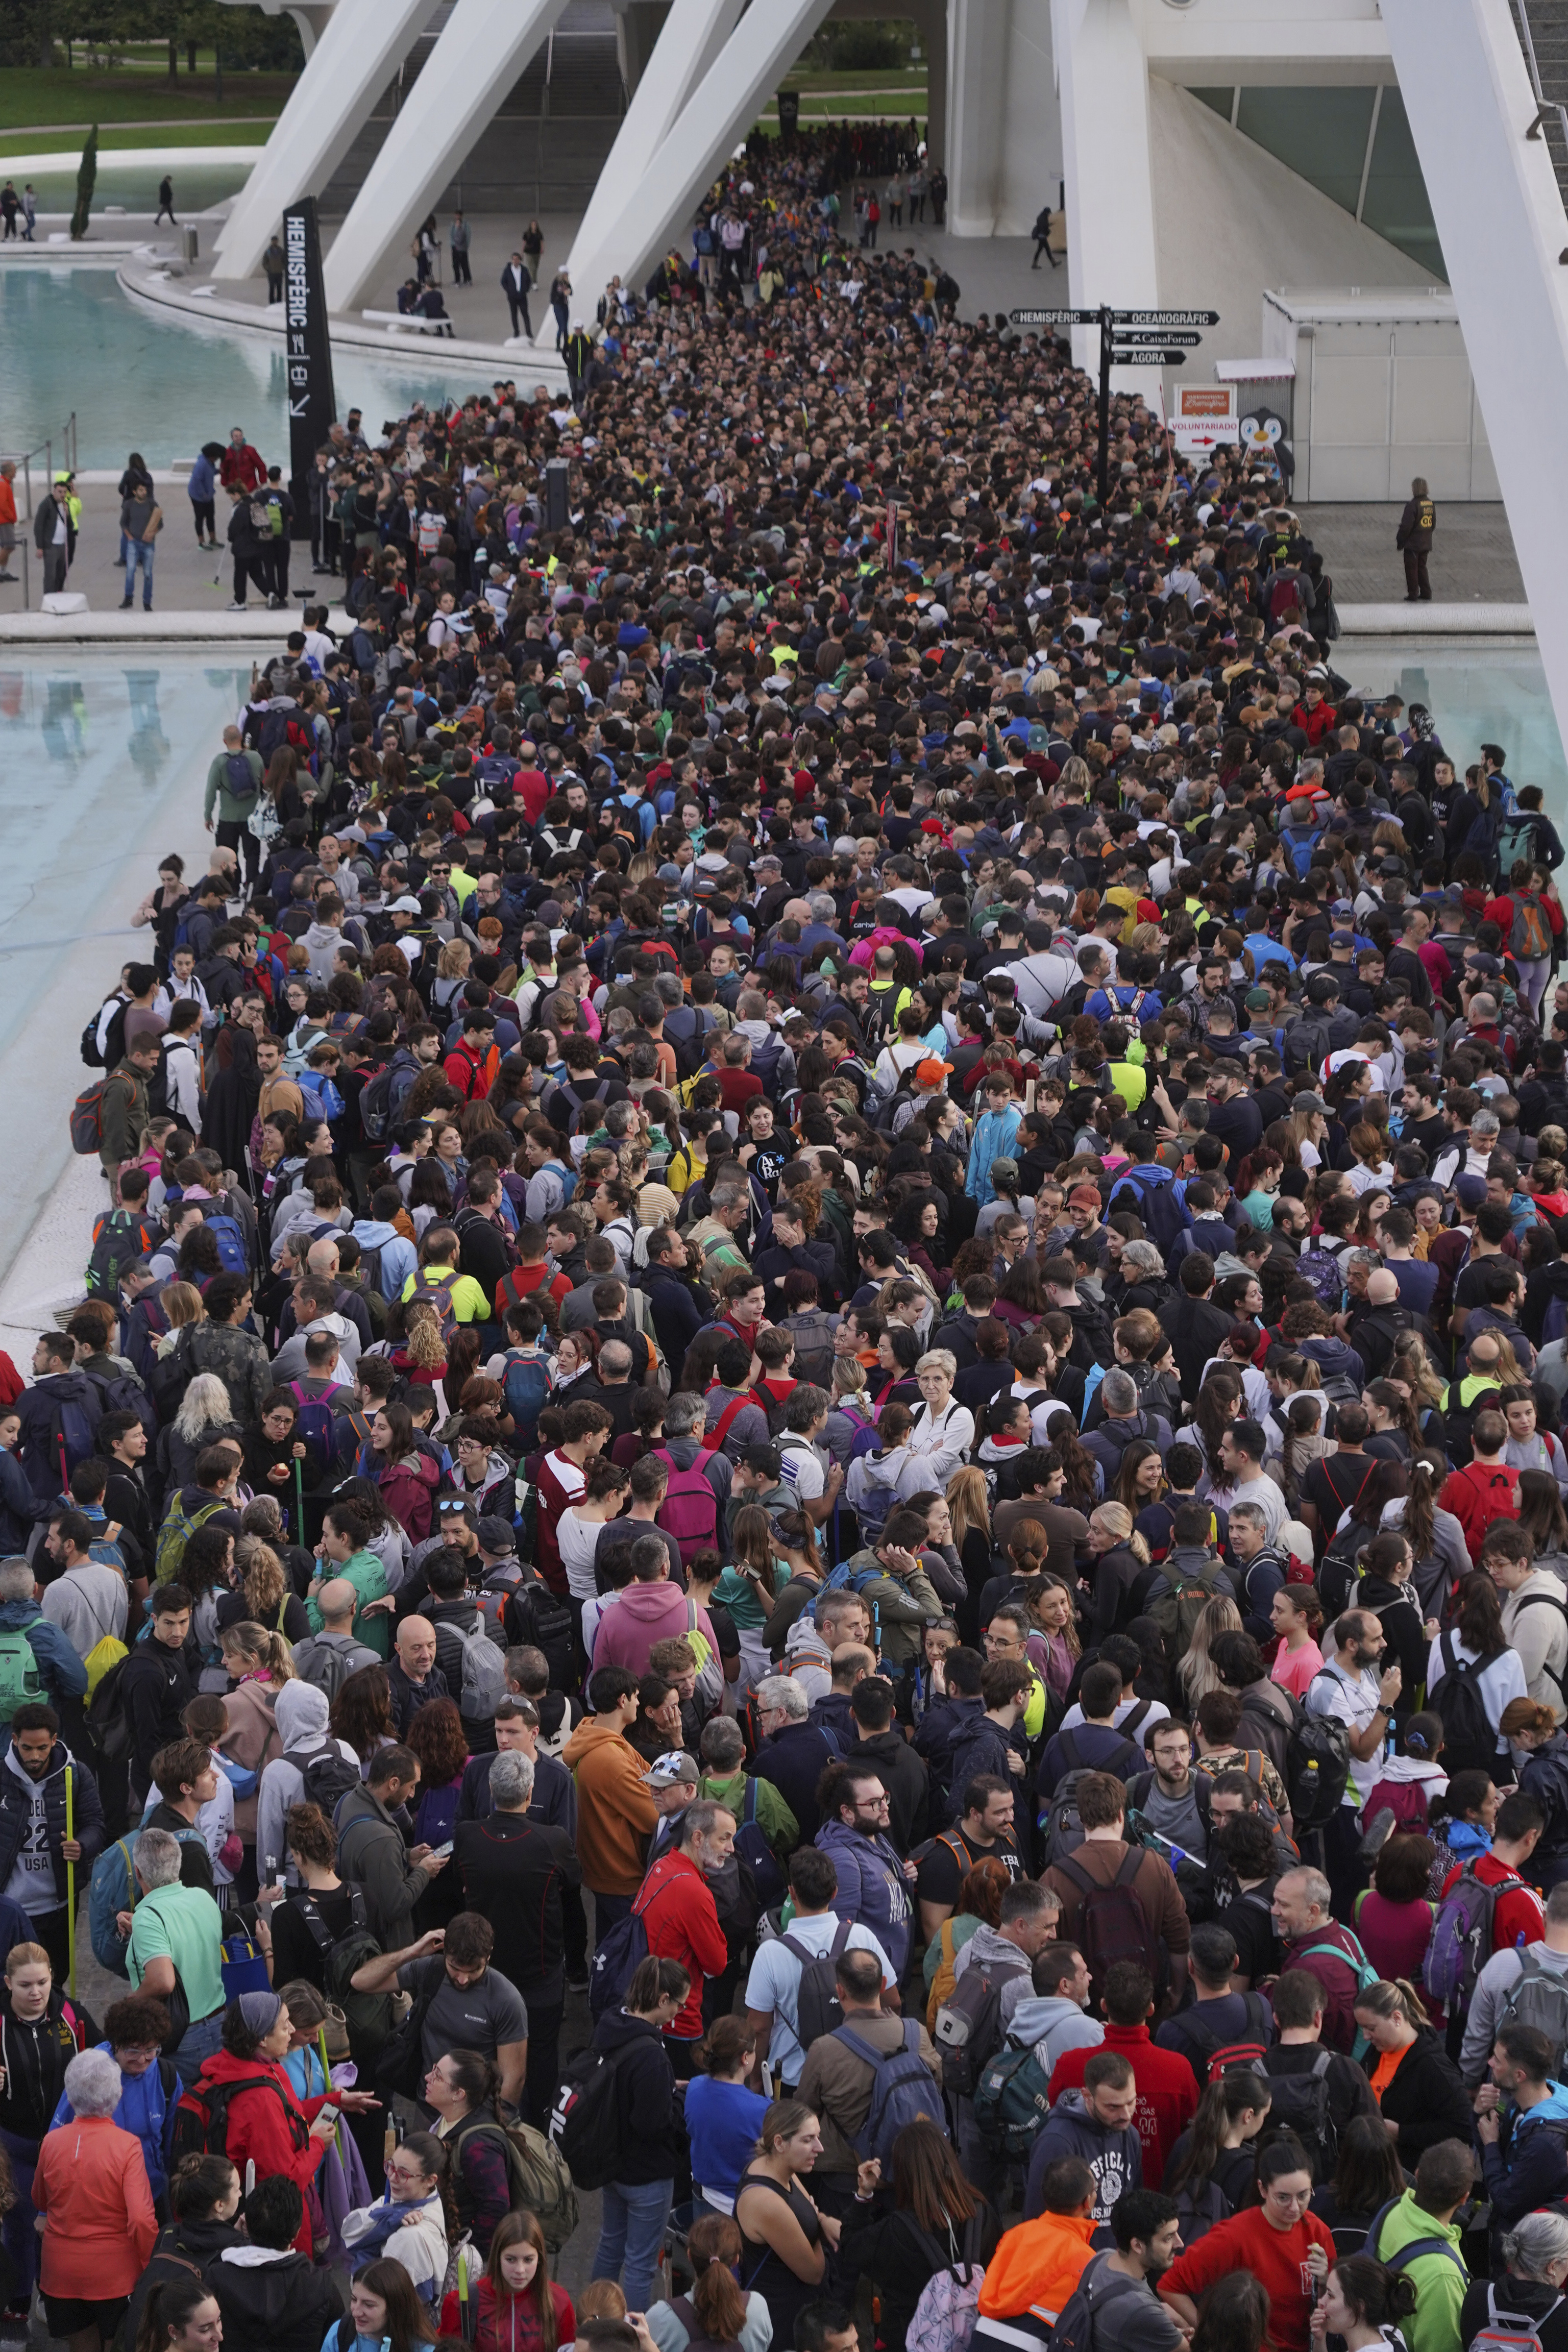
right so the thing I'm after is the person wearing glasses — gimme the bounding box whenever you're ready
[1158,2137,1335,2352]
[341,2129,450,2298]
[814,1762,916,1979]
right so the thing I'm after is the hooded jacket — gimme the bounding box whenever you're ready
[977,2207,1096,2339]
[1083,1410,1174,1484]
[0,1735,104,1907]
[1010,1993,1106,2076]
[15,1372,105,1504]
[835,1547,943,1670]
[211,2242,346,2352]
[1297,1334,1365,1395]
[221,1677,280,1842]
[339,2189,447,2301]
[562,1713,658,1898]
[815,1819,914,1976]
[350,1219,418,1302]
[846,1727,930,1852]
[1023,2087,1143,2242]
[752,1718,841,1843]
[587,2002,683,2184]
[1482,2077,1568,2246]
[590,1581,718,1681]
[257,1682,358,1884]
[0,1600,88,1709]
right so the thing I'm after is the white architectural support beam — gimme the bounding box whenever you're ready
[1380,0,1568,766]
[561,0,836,328]
[946,0,1011,236]
[212,0,436,281]
[323,0,569,317]
[1059,0,1161,400]
[564,0,744,289]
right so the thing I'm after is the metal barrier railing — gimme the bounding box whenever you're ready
[0,412,80,527]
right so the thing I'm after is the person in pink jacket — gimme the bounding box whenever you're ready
[590,1537,718,1679]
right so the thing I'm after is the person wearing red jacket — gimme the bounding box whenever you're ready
[1290,679,1337,744]
[1439,1410,1522,1558]
[632,1803,733,2067]
[1046,1962,1199,2188]
[443,1016,500,1100]
[190,1989,376,2250]
[219,429,265,494]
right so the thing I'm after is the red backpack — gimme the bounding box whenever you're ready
[653,1448,720,1565]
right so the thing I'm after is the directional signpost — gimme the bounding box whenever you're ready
[1010,304,1220,503]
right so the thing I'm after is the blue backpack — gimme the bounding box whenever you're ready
[89,1826,206,1975]
[834,2020,946,2164]
[588,1906,650,2018]
[501,1352,550,1452]
[203,1213,249,1277]
[1107,1166,1191,1258]
[1286,826,1324,878]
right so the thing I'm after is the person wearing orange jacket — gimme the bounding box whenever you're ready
[976,2155,1097,2349]
[562,1667,658,1929]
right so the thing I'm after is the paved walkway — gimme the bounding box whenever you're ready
[1297,499,1526,606]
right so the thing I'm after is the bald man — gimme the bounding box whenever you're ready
[385,1612,451,1738]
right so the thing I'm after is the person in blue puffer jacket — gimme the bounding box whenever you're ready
[51,1991,181,2208]
[814,1760,915,1976]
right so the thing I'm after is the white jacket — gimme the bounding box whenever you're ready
[339,2194,448,2299]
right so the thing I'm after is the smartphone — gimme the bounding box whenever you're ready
[430,1841,454,1859]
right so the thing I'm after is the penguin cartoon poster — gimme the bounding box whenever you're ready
[1239,405,1295,485]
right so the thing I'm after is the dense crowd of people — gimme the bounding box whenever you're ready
[18,107,1568,2352]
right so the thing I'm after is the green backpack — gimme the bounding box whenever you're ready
[0,1627,43,1722]
[1152,1563,1228,1664]
[453,2115,580,2255]
[973,2031,1056,2160]
[155,1495,225,1585]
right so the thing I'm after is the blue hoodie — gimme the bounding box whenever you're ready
[52,2039,180,2201]
[349,1219,417,1302]
[1024,2086,1143,2243]
[815,1819,913,1976]
[1484,2077,1568,2242]
[0,1600,86,1703]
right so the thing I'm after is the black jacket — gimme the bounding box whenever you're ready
[589,2003,682,2184]
[119,1638,194,1793]
[125,2214,246,2351]
[452,1807,581,1998]
[208,2246,345,2352]
[847,1728,930,1855]
[752,1719,842,1842]
[1363,2025,1474,2162]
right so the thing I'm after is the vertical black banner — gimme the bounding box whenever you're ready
[777,89,799,143]
[283,197,336,543]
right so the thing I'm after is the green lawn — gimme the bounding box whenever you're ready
[0,67,292,132]
[0,120,273,157]
[779,67,930,90]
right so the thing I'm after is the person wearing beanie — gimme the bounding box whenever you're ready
[185,1990,375,2252]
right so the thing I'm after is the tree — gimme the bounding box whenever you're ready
[70,122,97,240]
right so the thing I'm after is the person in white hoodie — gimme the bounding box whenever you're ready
[255,1680,359,1889]
[339,2128,449,2300]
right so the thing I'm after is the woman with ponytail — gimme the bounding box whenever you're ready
[218,1619,293,1892]
[1377,1451,1467,1620]
[646,2212,768,2352]
[1163,2071,1273,2234]
[1309,2255,1419,2352]
[1351,1979,1473,2160]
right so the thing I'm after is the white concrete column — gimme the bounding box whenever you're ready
[1057,0,1159,396]
[1381,0,1568,759]
[563,0,743,295]
[212,0,437,281]
[323,0,570,315]
[946,0,1011,235]
[562,0,836,322]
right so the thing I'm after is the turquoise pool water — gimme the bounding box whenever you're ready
[1335,634,1568,826]
[0,263,501,468]
[0,650,249,1275]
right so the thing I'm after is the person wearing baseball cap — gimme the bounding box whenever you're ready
[643,1752,701,1866]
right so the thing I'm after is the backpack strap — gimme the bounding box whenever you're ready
[1057,1728,1081,1773]
[1113,1851,1143,1892]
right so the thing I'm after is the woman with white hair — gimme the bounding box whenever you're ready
[1459,2207,1568,2352]
[33,2048,157,2352]
[896,1350,974,1499]
[156,1373,241,1498]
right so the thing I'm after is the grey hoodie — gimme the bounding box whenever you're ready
[951,1922,1040,2037]
[1010,1991,1106,2075]
[256,1681,358,1884]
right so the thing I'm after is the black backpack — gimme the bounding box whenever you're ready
[548,2040,633,2191]
[1287,1680,1353,1831]
[1426,1633,1501,1778]
[780,1918,851,2048]
[281,1746,361,1830]
[290,1885,394,2056]
[1262,2047,1337,2178]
